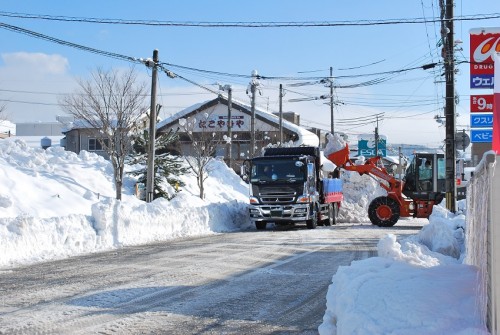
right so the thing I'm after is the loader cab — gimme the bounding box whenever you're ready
[402,153,445,201]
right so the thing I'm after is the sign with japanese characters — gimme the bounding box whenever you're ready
[174,103,279,134]
[470,94,494,113]
[197,115,246,130]
[470,28,500,89]
[470,113,494,128]
[471,129,493,143]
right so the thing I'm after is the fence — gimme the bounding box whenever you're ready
[464,152,499,333]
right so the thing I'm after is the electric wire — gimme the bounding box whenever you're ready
[1,11,500,27]
[0,22,140,64]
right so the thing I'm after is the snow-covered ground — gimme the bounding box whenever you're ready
[0,137,489,334]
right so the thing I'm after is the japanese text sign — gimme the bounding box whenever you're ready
[470,113,494,128]
[471,94,494,113]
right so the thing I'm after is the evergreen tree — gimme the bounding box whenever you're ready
[128,129,189,200]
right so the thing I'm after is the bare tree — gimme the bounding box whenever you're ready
[60,67,148,200]
[0,103,7,122]
[178,111,228,199]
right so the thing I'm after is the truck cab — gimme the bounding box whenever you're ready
[402,152,445,204]
[242,146,342,230]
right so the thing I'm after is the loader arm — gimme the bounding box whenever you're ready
[326,143,402,195]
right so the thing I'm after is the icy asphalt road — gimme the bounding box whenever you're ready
[0,220,424,334]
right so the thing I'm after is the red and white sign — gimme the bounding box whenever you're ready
[471,94,494,113]
[470,28,500,89]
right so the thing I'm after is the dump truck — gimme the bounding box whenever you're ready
[241,146,343,230]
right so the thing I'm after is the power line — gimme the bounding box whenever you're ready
[1,11,499,27]
[0,22,140,64]
[0,21,450,87]
[0,88,214,97]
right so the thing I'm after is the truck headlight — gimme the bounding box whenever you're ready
[297,195,310,203]
[249,196,259,204]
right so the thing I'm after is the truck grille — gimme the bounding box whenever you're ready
[259,191,296,203]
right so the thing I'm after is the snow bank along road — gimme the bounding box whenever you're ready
[0,221,423,334]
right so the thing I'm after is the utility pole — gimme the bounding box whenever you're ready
[146,49,158,203]
[279,84,283,145]
[443,0,457,212]
[375,115,380,157]
[227,85,233,169]
[330,66,334,135]
[249,70,258,157]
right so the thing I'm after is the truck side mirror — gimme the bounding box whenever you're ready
[240,159,250,181]
[307,163,315,179]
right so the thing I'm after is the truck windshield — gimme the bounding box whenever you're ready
[251,160,305,183]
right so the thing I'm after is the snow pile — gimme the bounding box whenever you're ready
[0,139,115,218]
[319,201,488,335]
[0,138,250,268]
[323,133,346,157]
[338,170,387,222]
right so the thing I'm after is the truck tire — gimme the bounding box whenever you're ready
[368,196,400,227]
[306,205,318,229]
[323,203,335,226]
[331,202,338,226]
[255,222,267,230]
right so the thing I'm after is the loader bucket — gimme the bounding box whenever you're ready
[327,144,350,167]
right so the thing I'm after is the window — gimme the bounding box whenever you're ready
[437,158,446,180]
[88,138,109,151]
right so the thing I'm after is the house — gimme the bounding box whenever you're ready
[61,114,150,159]
[156,95,320,171]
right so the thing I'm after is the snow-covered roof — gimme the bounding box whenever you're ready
[156,101,208,130]
[157,96,319,147]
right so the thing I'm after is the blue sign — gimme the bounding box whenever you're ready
[470,75,494,89]
[470,113,494,128]
[358,135,386,157]
[471,129,493,143]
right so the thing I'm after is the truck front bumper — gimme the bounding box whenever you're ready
[249,204,312,222]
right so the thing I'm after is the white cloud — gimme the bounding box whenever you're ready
[1,52,69,75]
[0,52,75,123]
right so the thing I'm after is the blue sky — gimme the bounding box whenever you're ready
[1,1,500,147]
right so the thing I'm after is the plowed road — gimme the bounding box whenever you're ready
[0,221,423,334]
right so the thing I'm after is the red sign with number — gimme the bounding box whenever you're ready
[471,94,494,113]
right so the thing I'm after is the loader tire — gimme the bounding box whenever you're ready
[368,196,400,227]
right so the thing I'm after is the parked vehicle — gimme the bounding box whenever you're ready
[241,146,343,230]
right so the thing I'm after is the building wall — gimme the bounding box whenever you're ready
[471,142,492,165]
[167,103,280,133]
[16,123,63,136]
[64,129,111,159]
[161,104,300,171]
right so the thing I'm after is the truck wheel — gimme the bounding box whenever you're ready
[306,205,318,229]
[255,222,267,230]
[324,203,335,226]
[368,196,400,227]
[331,202,338,226]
